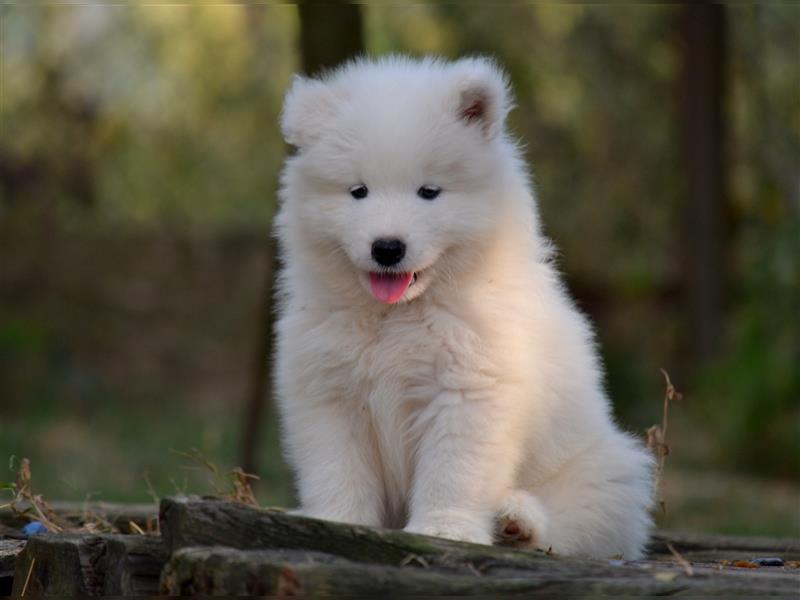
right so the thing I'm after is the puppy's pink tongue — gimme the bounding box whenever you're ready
[369,272,413,304]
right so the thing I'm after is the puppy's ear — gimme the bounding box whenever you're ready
[280,75,341,149]
[453,58,513,140]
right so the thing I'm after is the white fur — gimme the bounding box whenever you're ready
[275,56,654,559]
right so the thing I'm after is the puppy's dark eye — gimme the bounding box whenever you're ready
[417,185,441,200]
[349,184,369,200]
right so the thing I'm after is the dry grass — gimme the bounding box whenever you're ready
[2,451,259,536]
[3,457,118,534]
[169,448,260,506]
[5,458,68,533]
[20,557,35,597]
[646,369,684,516]
[646,371,698,574]
[666,541,694,576]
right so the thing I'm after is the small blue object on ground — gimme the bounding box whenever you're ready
[22,521,49,536]
[752,557,784,567]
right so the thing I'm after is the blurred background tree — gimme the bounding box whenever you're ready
[0,3,797,536]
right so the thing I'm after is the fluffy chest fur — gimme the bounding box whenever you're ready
[278,298,498,522]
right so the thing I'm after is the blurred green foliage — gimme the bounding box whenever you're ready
[1,4,296,228]
[0,4,797,534]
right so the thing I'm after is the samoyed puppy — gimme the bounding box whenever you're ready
[274,56,654,559]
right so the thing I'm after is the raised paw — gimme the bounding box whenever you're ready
[495,490,548,549]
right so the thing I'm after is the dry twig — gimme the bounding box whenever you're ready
[4,458,118,534]
[8,459,67,533]
[230,467,260,506]
[20,557,36,597]
[171,448,260,506]
[129,520,146,535]
[646,369,683,515]
[666,541,694,576]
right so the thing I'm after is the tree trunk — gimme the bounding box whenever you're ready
[680,3,728,361]
[298,1,365,76]
[239,237,278,477]
[240,1,365,478]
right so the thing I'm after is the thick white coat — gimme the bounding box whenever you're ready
[275,56,654,559]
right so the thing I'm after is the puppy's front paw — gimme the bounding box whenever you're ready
[405,512,492,545]
[495,490,548,549]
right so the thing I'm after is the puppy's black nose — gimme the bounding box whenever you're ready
[371,238,406,267]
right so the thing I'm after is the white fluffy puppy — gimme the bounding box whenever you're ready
[275,56,654,559]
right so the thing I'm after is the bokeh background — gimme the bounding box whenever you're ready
[1,3,798,537]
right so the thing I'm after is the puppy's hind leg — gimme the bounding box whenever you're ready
[494,489,549,549]
[527,436,655,559]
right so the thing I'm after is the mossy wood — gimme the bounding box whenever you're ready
[3,497,798,596]
[0,540,25,596]
[159,544,800,596]
[11,534,165,596]
[158,497,800,596]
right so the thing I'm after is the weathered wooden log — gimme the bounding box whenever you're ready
[11,534,165,596]
[649,530,800,562]
[0,540,25,596]
[12,499,796,560]
[160,545,800,596]
[159,497,800,596]
[5,498,798,596]
[160,496,548,571]
[159,546,589,596]
[96,535,167,595]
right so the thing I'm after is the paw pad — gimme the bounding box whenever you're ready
[494,491,548,549]
[503,522,520,536]
[497,518,534,546]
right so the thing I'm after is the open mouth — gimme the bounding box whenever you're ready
[368,271,418,304]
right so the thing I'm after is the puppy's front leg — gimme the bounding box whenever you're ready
[284,399,384,527]
[405,388,519,545]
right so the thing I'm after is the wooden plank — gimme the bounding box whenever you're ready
[649,531,800,562]
[161,545,800,596]
[11,534,165,596]
[5,498,798,596]
[159,497,800,596]
[159,496,547,569]
[0,540,25,576]
[0,540,25,596]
